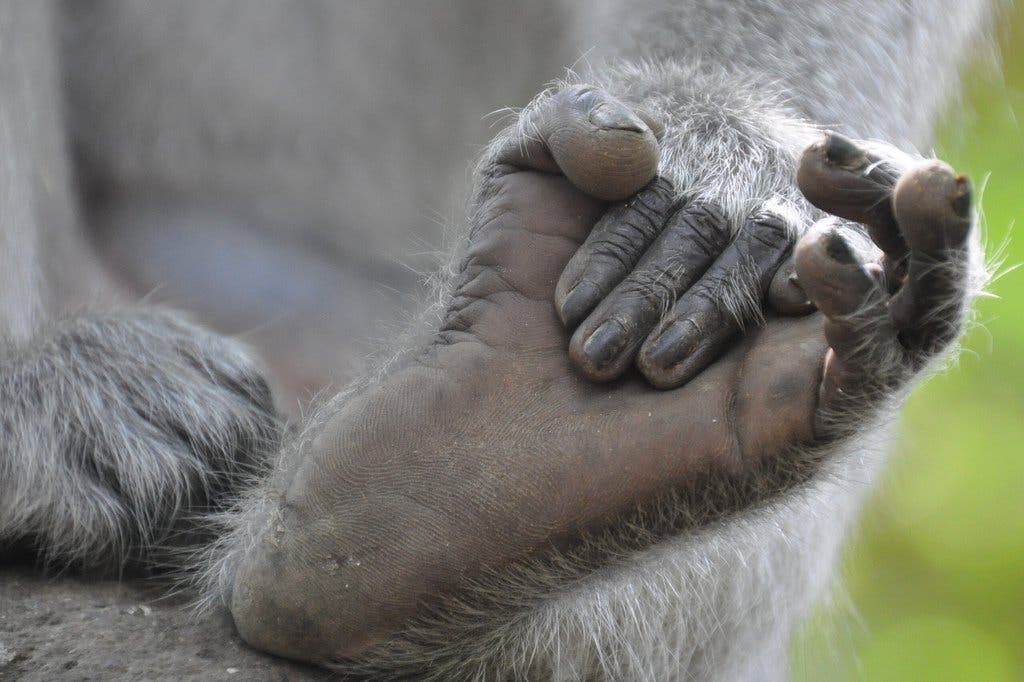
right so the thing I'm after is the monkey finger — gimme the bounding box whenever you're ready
[889,160,974,358]
[767,255,816,315]
[568,202,729,382]
[797,132,908,276]
[637,210,794,389]
[766,201,885,317]
[555,176,679,328]
[794,221,897,424]
[494,85,660,201]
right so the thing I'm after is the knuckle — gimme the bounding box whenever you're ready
[617,217,660,246]
[689,200,728,228]
[620,180,677,226]
[625,269,681,309]
[674,202,730,255]
[748,210,791,243]
[601,216,658,252]
[632,176,677,206]
[689,281,725,310]
[590,238,636,270]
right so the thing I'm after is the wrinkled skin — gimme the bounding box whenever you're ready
[229,88,973,663]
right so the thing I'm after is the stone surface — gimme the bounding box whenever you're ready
[0,564,330,681]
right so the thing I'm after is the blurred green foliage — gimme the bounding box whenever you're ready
[794,4,1024,680]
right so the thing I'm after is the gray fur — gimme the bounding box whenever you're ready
[0,3,281,572]
[579,0,993,148]
[0,309,280,569]
[0,0,995,679]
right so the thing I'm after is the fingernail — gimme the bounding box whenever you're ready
[645,320,698,368]
[825,231,857,264]
[951,176,972,218]
[787,272,811,303]
[824,133,863,167]
[771,270,814,314]
[583,319,628,369]
[589,102,645,133]
[559,281,601,328]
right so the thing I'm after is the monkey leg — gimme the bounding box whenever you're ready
[225,86,828,667]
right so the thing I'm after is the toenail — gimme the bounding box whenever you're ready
[583,319,629,368]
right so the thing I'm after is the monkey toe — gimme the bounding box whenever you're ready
[798,132,911,283]
[767,256,816,315]
[555,176,678,329]
[561,194,802,387]
[794,221,898,420]
[439,85,665,351]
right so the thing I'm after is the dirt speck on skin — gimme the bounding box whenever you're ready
[0,564,332,681]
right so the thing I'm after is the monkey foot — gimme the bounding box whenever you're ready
[227,89,974,664]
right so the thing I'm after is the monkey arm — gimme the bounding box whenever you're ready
[578,0,991,145]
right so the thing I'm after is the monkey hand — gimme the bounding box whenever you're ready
[546,83,978,435]
[539,74,914,392]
